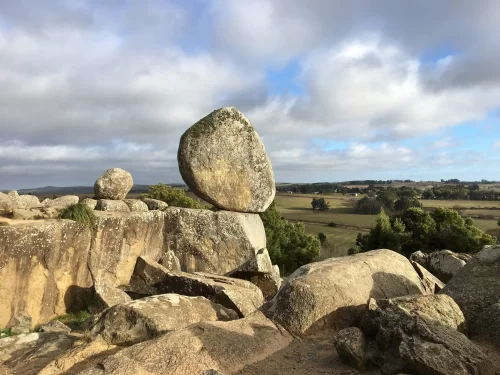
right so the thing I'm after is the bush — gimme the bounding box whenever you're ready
[354,197,383,214]
[260,201,320,274]
[311,197,330,211]
[327,222,337,227]
[317,232,327,243]
[141,183,204,209]
[347,245,361,255]
[58,203,96,228]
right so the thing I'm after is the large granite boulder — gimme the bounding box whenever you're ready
[123,199,148,212]
[410,260,445,293]
[440,245,500,324]
[76,312,292,375]
[81,198,98,210]
[264,249,429,336]
[0,192,13,215]
[410,250,472,282]
[353,296,496,375]
[90,294,238,345]
[10,193,41,209]
[470,303,500,348]
[94,168,133,200]
[164,207,268,274]
[155,271,265,317]
[178,107,275,213]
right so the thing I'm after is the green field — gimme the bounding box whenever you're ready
[274,193,500,259]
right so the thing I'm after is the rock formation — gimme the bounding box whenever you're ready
[410,249,472,282]
[178,107,275,213]
[94,168,133,200]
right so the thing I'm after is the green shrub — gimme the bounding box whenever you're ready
[0,328,13,337]
[327,222,337,227]
[58,203,96,228]
[55,310,92,330]
[141,183,205,209]
[317,232,327,243]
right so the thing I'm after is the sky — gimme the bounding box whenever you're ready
[1,0,500,189]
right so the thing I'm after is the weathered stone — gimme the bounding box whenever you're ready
[410,260,445,294]
[0,220,93,328]
[0,192,13,215]
[94,168,133,200]
[178,107,275,213]
[88,211,166,288]
[440,245,500,324]
[90,294,238,345]
[42,195,79,208]
[75,312,292,375]
[246,268,282,300]
[133,256,171,285]
[14,195,41,209]
[164,207,267,274]
[470,303,500,348]
[38,336,117,375]
[95,199,130,212]
[140,197,168,211]
[81,198,98,210]
[264,250,428,336]
[6,190,18,200]
[0,332,77,375]
[39,206,66,219]
[159,249,181,271]
[155,271,265,317]
[123,199,148,212]
[38,320,71,334]
[334,327,371,371]
[6,311,32,334]
[93,279,132,310]
[12,208,44,220]
[410,250,471,282]
[358,296,495,375]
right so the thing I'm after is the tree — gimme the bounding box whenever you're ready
[260,201,320,273]
[394,196,422,212]
[311,197,330,211]
[317,232,327,244]
[356,206,495,256]
[141,183,204,209]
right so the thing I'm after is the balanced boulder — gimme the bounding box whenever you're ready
[264,249,428,336]
[94,168,133,200]
[178,107,275,213]
[90,294,238,345]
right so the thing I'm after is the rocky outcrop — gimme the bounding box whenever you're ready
[90,294,238,345]
[0,220,93,328]
[350,295,496,375]
[334,327,371,371]
[38,320,71,334]
[155,271,265,317]
[440,245,500,324]
[0,192,13,215]
[76,312,292,375]
[95,199,130,212]
[140,198,168,211]
[0,332,77,375]
[410,250,472,282]
[93,279,132,310]
[94,168,133,200]
[6,311,32,335]
[164,207,268,274]
[264,250,428,336]
[178,107,275,213]
[42,195,79,208]
[10,193,41,209]
[410,260,445,293]
[81,198,98,210]
[470,303,500,348]
[123,199,148,212]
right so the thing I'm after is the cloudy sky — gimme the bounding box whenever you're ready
[1,0,499,189]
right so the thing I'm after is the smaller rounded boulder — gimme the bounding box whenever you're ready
[94,168,133,200]
[178,107,275,213]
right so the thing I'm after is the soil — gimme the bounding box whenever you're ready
[235,335,380,375]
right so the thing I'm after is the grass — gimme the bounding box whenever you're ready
[305,222,365,259]
[0,328,13,338]
[58,203,96,228]
[55,310,92,331]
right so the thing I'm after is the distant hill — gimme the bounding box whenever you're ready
[3,184,186,196]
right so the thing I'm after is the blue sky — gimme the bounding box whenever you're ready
[0,0,499,189]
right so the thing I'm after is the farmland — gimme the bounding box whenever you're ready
[274,193,500,258]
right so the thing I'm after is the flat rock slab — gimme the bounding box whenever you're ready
[178,107,275,213]
[76,312,292,375]
[90,293,238,345]
[155,271,265,317]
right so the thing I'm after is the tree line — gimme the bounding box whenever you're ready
[422,184,500,200]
